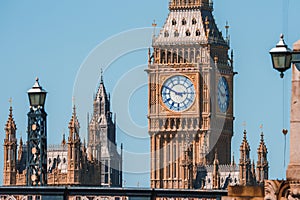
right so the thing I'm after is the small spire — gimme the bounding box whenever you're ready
[72,96,75,107]
[243,129,247,140]
[62,132,66,146]
[72,97,76,115]
[68,100,80,140]
[260,131,264,142]
[8,97,13,119]
[152,20,157,37]
[214,149,219,165]
[20,137,23,146]
[232,152,235,166]
[240,129,250,152]
[9,98,13,117]
[100,68,104,83]
[225,21,230,46]
[5,100,16,134]
[152,19,157,27]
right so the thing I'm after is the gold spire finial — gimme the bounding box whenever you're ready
[242,121,247,130]
[152,20,157,27]
[9,97,12,107]
[152,20,157,38]
[260,124,263,131]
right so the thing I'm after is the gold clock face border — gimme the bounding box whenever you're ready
[159,74,198,113]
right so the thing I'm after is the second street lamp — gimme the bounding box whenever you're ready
[269,34,292,78]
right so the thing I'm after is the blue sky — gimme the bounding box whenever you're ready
[1,0,300,187]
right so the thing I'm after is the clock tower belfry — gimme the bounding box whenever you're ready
[147,0,234,189]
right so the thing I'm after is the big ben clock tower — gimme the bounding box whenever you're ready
[147,0,234,189]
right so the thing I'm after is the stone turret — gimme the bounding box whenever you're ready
[3,105,17,186]
[67,105,81,185]
[256,132,268,184]
[239,130,252,186]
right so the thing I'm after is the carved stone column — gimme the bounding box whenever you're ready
[287,40,300,199]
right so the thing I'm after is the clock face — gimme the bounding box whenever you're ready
[161,75,196,112]
[217,76,230,113]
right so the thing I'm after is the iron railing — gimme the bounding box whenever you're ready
[0,186,227,200]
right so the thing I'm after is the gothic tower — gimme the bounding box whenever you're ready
[88,73,122,187]
[3,105,17,186]
[67,105,81,185]
[239,130,252,186]
[148,0,234,189]
[256,132,268,184]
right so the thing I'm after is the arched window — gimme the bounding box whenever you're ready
[192,18,197,25]
[174,30,179,37]
[186,30,191,36]
[164,31,169,37]
[172,18,177,26]
[196,29,201,36]
[182,18,187,25]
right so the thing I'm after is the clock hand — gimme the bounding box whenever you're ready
[219,88,226,97]
[164,86,177,94]
[164,86,181,96]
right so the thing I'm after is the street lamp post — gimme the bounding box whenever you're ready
[26,78,48,186]
[270,35,300,198]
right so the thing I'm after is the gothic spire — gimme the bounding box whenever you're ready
[258,132,267,153]
[100,68,104,84]
[3,101,17,186]
[68,104,80,141]
[62,132,66,146]
[231,152,236,167]
[239,130,252,186]
[256,131,268,184]
[240,130,250,153]
[5,101,17,145]
[94,71,110,116]
[95,71,107,101]
[17,137,23,162]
